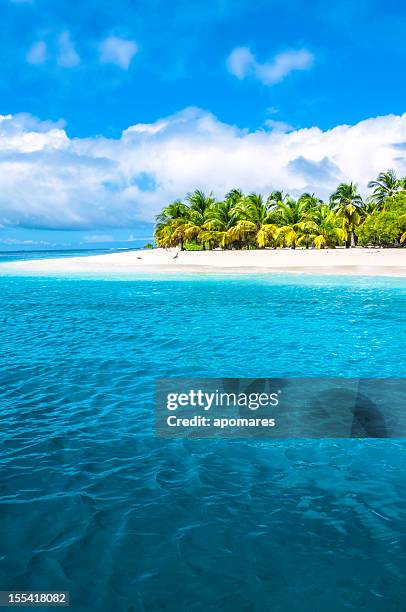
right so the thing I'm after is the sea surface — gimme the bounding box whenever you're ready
[0,263,405,611]
[0,248,139,263]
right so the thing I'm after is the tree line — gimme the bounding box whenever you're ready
[154,170,406,249]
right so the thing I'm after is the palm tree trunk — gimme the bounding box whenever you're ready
[350,231,356,248]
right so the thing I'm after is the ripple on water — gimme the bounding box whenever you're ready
[0,275,405,611]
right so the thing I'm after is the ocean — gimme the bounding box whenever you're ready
[0,248,140,263]
[0,262,405,611]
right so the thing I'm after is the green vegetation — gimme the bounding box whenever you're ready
[143,243,154,249]
[155,170,406,250]
[358,195,406,246]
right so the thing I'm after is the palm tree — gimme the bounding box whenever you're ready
[154,177,406,251]
[183,190,215,249]
[401,228,406,245]
[301,205,346,249]
[154,200,189,249]
[229,193,278,248]
[275,198,309,249]
[297,194,324,247]
[298,192,323,210]
[267,190,286,211]
[330,182,363,248]
[235,193,269,223]
[203,197,239,248]
[368,169,401,208]
[225,188,244,207]
[397,209,406,245]
[155,222,174,248]
[360,200,379,217]
[155,199,188,225]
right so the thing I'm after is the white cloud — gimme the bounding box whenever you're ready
[27,33,79,68]
[257,49,314,84]
[57,32,80,68]
[264,119,294,132]
[227,46,314,85]
[226,47,255,79]
[0,238,53,246]
[26,41,47,65]
[0,108,405,230]
[83,234,114,243]
[99,36,138,69]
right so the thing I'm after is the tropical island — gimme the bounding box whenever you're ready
[2,170,406,278]
[155,170,406,250]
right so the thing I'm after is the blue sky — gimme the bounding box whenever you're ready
[1,0,406,249]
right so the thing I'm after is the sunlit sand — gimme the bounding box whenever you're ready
[1,247,406,277]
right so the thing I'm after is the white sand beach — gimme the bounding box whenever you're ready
[2,247,406,277]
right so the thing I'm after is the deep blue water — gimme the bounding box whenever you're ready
[0,273,405,611]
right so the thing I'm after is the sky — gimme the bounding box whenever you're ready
[1,0,406,249]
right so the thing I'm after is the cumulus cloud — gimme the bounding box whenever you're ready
[57,32,80,67]
[288,156,342,182]
[227,46,314,85]
[0,109,406,230]
[99,36,138,69]
[26,41,47,65]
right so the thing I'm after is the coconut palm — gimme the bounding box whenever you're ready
[202,198,239,248]
[234,193,269,223]
[229,193,278,248]
[301,205,346,249]
[182,190,215,249]
[155,199,188,225]
[225,188,244,207]
[154,200,189,249]
[397,208,406,244]
[368,169,401,208]
[360,200,379,217]
[267,190,286,211]
[154,222,174,248]
[186,189,215,215]
[298,192,323,209]
[330,182,363,248]
[154,174,406,251]
[275,198,309,249]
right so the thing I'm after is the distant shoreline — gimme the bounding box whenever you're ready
[1,247,406,278]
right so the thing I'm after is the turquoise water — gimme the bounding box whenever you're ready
[0,273,405,611]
